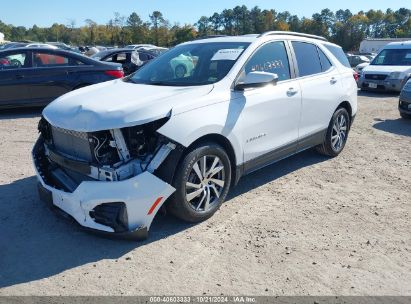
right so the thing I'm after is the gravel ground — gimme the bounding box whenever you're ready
[0,91,410,296]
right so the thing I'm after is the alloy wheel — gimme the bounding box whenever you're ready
[185,155,226,212]
[331,113,348,151]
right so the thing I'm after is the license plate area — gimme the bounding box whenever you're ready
[368,82,378,89]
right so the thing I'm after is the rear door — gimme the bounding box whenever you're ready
[291,41,345,144]
[0,50,32,108]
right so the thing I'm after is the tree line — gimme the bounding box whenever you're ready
[0,6,410,51]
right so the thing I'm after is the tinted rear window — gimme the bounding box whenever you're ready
[324,44,350,68]
[292,42,322,77]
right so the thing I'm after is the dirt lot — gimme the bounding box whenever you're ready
[0,92,410,296]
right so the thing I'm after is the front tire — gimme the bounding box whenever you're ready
[168,143,232,223]
[316,108,350,157]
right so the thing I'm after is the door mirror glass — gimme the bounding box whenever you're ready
[235,71,278,90]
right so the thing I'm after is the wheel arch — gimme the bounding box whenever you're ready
[180,133,238,188]
[336,101,353,126]
[155,133,239,189]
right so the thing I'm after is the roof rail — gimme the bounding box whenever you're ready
[194,35,228,40]
[258,31,328,42]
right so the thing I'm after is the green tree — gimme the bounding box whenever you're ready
[150,11,165,45]
[196,16,211,36]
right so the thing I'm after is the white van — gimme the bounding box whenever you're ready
[358,41,411,92]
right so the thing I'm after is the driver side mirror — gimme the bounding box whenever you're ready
[235,71,279,91]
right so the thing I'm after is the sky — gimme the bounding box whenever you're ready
[1,0,410,28]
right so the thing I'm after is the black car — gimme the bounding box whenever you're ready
[399,79,411,119]
[0,47,124,109]
[91,48,161,75]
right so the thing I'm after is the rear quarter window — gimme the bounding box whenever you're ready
[324,44,351,68]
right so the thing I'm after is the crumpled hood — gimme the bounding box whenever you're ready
[363,65,411,74]
[43,79,214,131]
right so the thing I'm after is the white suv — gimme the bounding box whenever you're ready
[33,32,357,239]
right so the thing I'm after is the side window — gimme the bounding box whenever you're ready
[72,58,85,65]
[244,41,291,81]
[139,53,150,61]
[324,44,351,68]
[105,53,127,64]
[318,47,332,72]
[292,42,322,77]
[33,52,69,67]
[0,52,27,69]
[115,53,127,64]
[104,55,114,62]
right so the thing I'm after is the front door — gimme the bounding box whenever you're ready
[232,41,302,173]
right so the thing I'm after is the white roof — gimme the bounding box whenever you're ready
[184,33,331,45]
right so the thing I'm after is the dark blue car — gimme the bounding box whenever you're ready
[0,47,124,109]
[399,79,411,119]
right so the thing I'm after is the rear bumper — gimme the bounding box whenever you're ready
[33,138,175,240]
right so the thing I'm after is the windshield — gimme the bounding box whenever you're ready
[371,48,411,66]
[129,42,250,86]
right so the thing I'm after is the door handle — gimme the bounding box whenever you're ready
[16,75,24,79]
[287,88,298,97]
[330,77,338,84]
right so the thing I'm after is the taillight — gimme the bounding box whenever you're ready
[353,71,359,81]
[105,70,124,78]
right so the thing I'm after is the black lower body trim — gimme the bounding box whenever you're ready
[238,129,327,178]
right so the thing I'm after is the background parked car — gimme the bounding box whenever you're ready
[346,53,370,67]
[138,46,168,56]
[355,62,370,73]
[92,48,160,75]
[358,41,411,92]
[0,47,124,109]
[125,44,157,50]
[399,79,411,119]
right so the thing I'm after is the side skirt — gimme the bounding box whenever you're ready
[235,129,326,183]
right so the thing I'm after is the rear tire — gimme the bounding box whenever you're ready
[168,143,232,223]
[316,108,350,157]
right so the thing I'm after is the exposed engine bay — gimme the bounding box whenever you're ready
[35,117,179,193]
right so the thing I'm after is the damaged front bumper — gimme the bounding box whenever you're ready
[32,139,175,240]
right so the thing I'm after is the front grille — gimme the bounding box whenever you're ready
[364,74,387,81]
[51,126,93,162]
